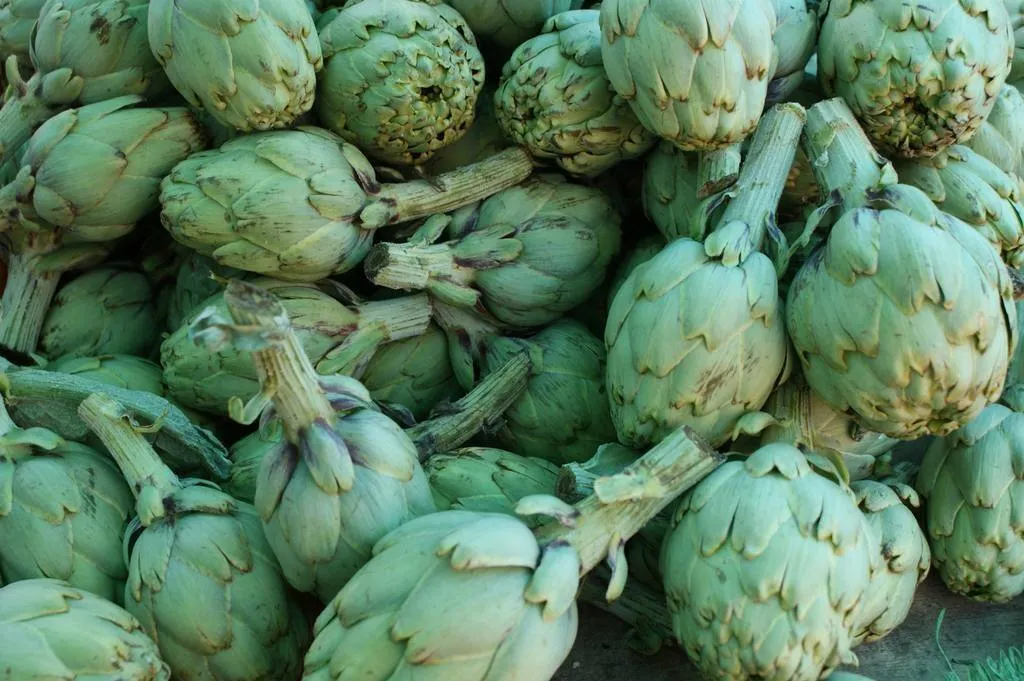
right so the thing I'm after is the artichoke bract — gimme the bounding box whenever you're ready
[599,0,777,151]
[188,280,437,602]
[0,95,207,355]
[606,104,805,450]
[0,578,170,680]
[494,9,655,177]
[317,0,484,166]
[916,384,1024,603]
[818,0,1014,158]
[79,393,308,681]
[367,174,622,329]
[662,444,877,681]
[786,100,1018,439]
[47,354,166,395]
[0,397,131,602]
[302,425,723,681]
[148,0,322,132]
[965,84,1024,193]
[160,127,534,282]
[39,267,160,359]
[641,142,702,242]
[445,0,583,50]
[0,0,44,67]
[161,277,432,415]
[165,252,244,332]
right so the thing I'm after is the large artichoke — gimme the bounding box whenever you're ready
[916,384,1024,602]
[0,0,44,67]
[494,9,654,177]
[0,578,170,680]
[148,0,322,132]
[662,444,877,680]
[599,0,777,151]
[0,397,131,602]
[818,0,1014,158]
[965,84,1024,191]
[445,0,583,50]
[189,280,436,602]
[786,99,1018,439]
[317,0,484,166]
[79,393,308,681]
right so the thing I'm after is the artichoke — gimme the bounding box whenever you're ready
[161,277,432,415]
[662,444,877,680]
[424,84,509,175]
[849,479,930,645]
[366,174,622,329]
[916,384,1024,602]
[0,578,170,680]
[965,84,1024,191]
[1005,0,1024,83]
[188,280,436,601]
[302,424,723,681]
[317,0,485,166]
[445,0,583,50]
[0,0,44,67]
[493,9,655,177]
[786,99,1018,439]
[0,96,207,354]
[47,354,166,395]
[0,397,131,602]
[39,267,160,359]
[79,393,308,681]
[818,0,1014,158]
[599,0,777,151]
[606,104,805,450]
[479,319,616,464]
[165,252,244,332]
[148,0,322,132]
[222,426,280,504]
[159,127,533,282]
[641,142,702,242]
[608,234,666,301]
[768,0,816,104]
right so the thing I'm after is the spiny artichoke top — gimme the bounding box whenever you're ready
[494,9,654,177]
[599,0,778,151]
[446,0,583,49]
[424,84,511,175]
[0,578,170,680]
[662,444,878,681]
[818,0,1014,158]
[915,384,1024,603]
[317,0,484,166]
[148,0,322,132]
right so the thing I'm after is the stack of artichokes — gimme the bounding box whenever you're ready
[0,1,1022,680]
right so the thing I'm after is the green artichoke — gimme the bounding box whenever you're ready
[161,277,432,415]
[0,578,170,680]
[302,425,722,681]
[39,267,160,359]
[895,145,1024,268]
[1005,0,1024,83]
[599,0,777,151]
[360,321,463,420]
[965,84,1024,192]
[445,0,583,50]
[424,84,509,175]
[222,425,282,504]
[662,444,877,680]
[79,393,308,681]
[916,384,1024,602]
[317,0,484,166]
[787,100,1018,439]
[767,0,816,104]
[479,319,616,464]
[493,9,655,177]
[608,234,666,301]
[189,280,437,602]
[0,0,44,67]
[0,397,131,602]
[367,174,622,329]
[849,479,930,645]
[818,0,1014,158]
[47,354,166,395]
[166,252,243,332]
[641,142,702,242]
[606,104,805,450]
[148,0,322,132]
[159,127,533,282]
[0,95,207,354]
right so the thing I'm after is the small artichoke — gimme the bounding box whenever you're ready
[494,9,655,177]
[148,0,322,131]
[165,252,243,332]
[40,267,160,359]
[662,444,877,680]
[0,578,170,680]
[818,0,1014,157]
[768,0,816,104]
[0,0,44,66]
[47,354,166,395]
[916,384,1024,603]
[965,84,1024,190]
[317,0,484,166]
[444,0,583,50]
[641,142,702,242]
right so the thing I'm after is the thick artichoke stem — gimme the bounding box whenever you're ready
[0,67,57,173]
[802,98,897,201]
[535,425,723,573]
[579,567,674,644]
[78,393,181,496]
[370,148,533,224]
[0,250,61,354]
[697,144,741,198]
[406,350,532,459]
[365,241,472,291]
[357,293,433,340]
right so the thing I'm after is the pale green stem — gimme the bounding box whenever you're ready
[0,249,61,354]
[697,144,741,198]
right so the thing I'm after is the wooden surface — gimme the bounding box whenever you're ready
[555,576,1023,681]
